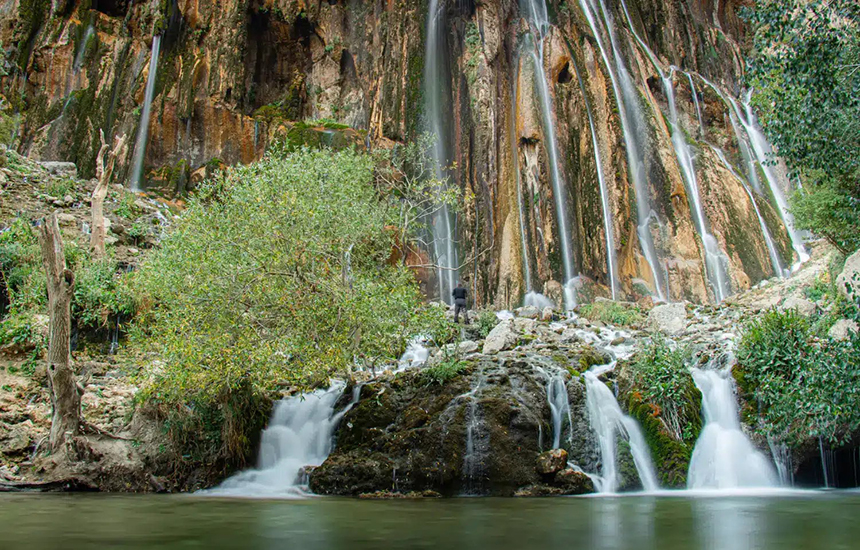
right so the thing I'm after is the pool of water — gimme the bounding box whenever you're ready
[2,491,859,549]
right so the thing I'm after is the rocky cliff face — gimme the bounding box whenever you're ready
[1,0,798,305]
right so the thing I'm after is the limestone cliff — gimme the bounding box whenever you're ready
[1,0,800,305]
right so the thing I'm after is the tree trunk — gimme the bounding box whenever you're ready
[91,130,128,259]
[37,213,80,452]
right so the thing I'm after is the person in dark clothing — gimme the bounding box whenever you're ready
[452,282,469,324]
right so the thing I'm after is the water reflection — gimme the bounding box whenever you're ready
[1,493,859,550]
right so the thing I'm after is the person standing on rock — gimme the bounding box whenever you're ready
[452,281,469,325]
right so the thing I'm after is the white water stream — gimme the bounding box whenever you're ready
[584,362,659,493]
[578,0,667,301]
[206,381,360,497]
[424,0,459,302]
[520,9,577,309]
[687,366,778,490]
[129,35,162,191]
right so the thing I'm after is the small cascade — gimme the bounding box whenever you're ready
[207,381,360,497]
[688,73,705,134]
[687,365,779,489]
[462,367,489,494]
[819,437,833,489]
[524,291,554,310]
[578,0,667,301]
[572,59,618,299]
[583,362,659,493]
[397,336,429,372]
[129,35,162,191]
[73,23,95,73]
[536,366,573,449]
[710,145,785,277]
[108,315,121,355]
[732,93,809,268]
[768,436,794,486]
[423,0,458,302]
[662,73,731,302]
[520,12,577,309]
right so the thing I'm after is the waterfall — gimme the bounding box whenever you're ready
[768,436,794,486]
[73,23,95,73]
[129,35,162,191]
[423,0,458,303]
[687,366,778,490]
[572,59,618,299]
[206,381,360,497]
[536,366,573,449]
[397,336,430,371]
[519,5,577,309]
[462,367,489,494]
[524,291,554,310]
[662,73,731,302]
[710,144,785,277]
[687,73,705,134]
[583,362,659,493]
[578,0,667,301]
[732,93,809,268]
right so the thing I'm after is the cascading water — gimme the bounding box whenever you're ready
[519,2,577,310]
[397,336,430,372]
[535,366,573,449]
[662,72,731,302]
[578,0,667,301]
[524,291,554,310]
[73,23,95,73]
[572,59,618,299]
[129,35,162,192]
[206,381,360,497]
[462,366,489,494]
[732,93,809,268]
[423,0,458,302]
[687,365,778,490]
[688,73,705,134]
[710,144,785,277]
[583,362,659,493]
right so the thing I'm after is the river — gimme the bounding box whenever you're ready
[2,492,859,549]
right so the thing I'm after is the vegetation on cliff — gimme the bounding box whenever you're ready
[747,0,860,253]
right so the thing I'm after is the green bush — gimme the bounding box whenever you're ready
[737,308,860,445]
[578,301,644,327]
[132,147,434,408]
[421,357,469,386]
[475,309,498,338]
[73,258,136,330]
[629,335,700,443]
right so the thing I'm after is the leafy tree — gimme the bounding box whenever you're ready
[132,147,438,408]
[745,0,860,253]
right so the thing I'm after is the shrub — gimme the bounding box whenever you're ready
[422,357,469,386]
[737,308,860,445]
[132,147,434,409]
[578,301,644,327]
[475,309,498,338]
[629,335,699,443]
[73,258,136,330]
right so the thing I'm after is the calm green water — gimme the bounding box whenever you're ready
[2,492,859,549]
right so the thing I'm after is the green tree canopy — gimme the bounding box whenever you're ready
[746,0,860,252]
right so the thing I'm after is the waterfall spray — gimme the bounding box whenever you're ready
[129,35,162,192]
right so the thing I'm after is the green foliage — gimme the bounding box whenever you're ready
[737,308,860,445]
[421,357,468,386]
[475,309,498,338]
[789,172,860,253]
[132,147,433,409]
[578,300,645,327]
[73,258,136,330]
[629,335,699,443]
[745,0,860,254]
[0,111,19,147]
[113,193,139,220]
[45,178,73,199]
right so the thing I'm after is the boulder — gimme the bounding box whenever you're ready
[828,319,859,342]
[535,449,568,475]
[780,296,816,316]
[56,213,76,225]
[442,340,479,356]
[837,249,860,301]
[513,317,537,334]
[540,307,553,322]
[40,161,77,177]
[554,468,594,495]
[482,320,517,354]
[1,422,33,455]
[516,305,540,319]
[647,303,687,335]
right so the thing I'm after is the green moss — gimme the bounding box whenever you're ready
[16,0,51,68]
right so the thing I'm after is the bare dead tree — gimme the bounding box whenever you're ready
[37,212,80,452]
[91,130,128,259]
